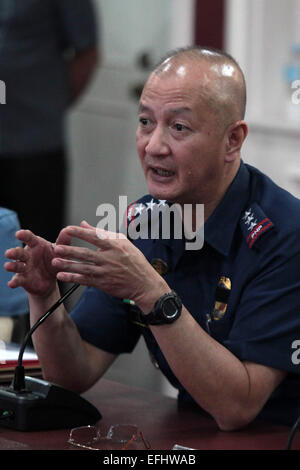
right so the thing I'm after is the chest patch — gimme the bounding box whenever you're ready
[240,203,274,249]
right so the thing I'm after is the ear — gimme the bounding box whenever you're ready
[225,121,248,163]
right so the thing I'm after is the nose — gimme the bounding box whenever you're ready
[145,126,170,157]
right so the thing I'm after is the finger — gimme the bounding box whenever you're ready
[55,227,72,246]
[64,225,112,249]
[80,220,122,239]
[7,275,18,289]
[96,227,126,241]
[7,274,24,289]
[52,258,101,277]
[4,260,27,274]
[56,271,95,286]
[53,244,99,263]
[15,229,39,248]
[80,220,94,229]
[5,246,27,262]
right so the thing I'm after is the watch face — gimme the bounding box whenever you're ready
[163,298,179,319]
[143,291,182,325]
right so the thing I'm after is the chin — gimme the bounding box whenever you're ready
[146,182,172,201]
[148,187,171,201]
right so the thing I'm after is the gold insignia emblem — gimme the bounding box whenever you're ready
[150,258,169,276]
[212,276,231,321]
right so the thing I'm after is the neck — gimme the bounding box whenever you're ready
[181,159,241,232]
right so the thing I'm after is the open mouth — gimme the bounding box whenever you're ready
[152,167,175,177]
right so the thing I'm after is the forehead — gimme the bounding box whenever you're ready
[139,63,215,115]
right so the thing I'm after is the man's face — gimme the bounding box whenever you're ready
[136,62,229,206]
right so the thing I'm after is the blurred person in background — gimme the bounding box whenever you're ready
[0,0,99,243]
[0,207,28,342]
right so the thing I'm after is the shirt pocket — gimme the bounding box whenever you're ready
[206,298,235,344]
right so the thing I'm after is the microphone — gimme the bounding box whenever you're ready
[0,284,102,431]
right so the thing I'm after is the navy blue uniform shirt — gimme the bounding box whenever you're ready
[71,161,300,426]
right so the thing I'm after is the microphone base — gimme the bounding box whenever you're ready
[0,376,102,431]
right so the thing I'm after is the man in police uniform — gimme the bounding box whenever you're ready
[5,47,300,431]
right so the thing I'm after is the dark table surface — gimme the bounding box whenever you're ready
[0,378,299,451]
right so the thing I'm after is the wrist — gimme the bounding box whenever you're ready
[28,283,69,332]
[28,282,60,311]
[138,290,183,326]
[134,281,171,315]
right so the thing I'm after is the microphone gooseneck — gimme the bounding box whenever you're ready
[0,282,101,431]
[12,283,80,392]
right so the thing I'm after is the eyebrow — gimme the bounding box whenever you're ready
[138,104,192,115]
[168,107,193,115]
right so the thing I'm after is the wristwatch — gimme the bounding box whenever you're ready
[139,290,182,325]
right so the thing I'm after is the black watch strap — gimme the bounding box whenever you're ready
[140,290,182,325]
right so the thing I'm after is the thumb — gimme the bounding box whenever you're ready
[80,220,95,229]
[55,227,72,246]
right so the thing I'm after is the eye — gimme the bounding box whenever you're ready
[139,117,149,126]
[174,123,185,131]
[172,122,189,132]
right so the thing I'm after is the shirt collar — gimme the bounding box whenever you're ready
[204,160,250,256]
[155,160,250,260]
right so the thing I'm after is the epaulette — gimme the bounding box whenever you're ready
[124,196,168,228]
[240,202,275,249]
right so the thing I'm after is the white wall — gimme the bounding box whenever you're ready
[225,0,300,197]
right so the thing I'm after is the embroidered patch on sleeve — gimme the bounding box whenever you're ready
[240,202,275,249]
